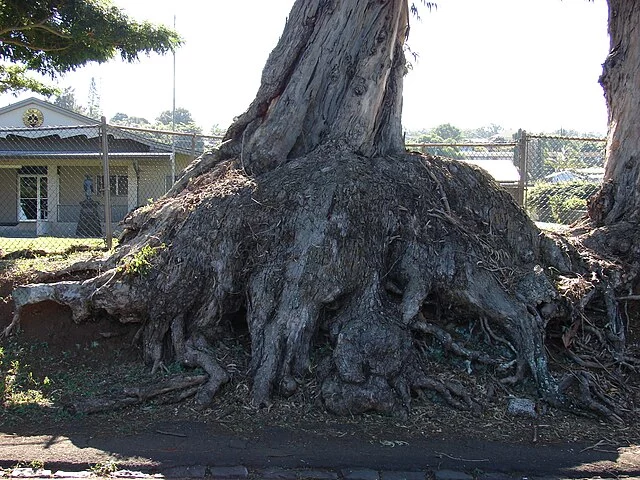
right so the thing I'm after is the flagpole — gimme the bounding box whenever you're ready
[171,14,176,184]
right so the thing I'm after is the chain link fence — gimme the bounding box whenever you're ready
[0,124,606,256]
[0,119,221,256]
[406,141,522,203]
[408,132,606,225]
[524,134,606,225]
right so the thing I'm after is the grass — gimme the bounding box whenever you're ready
[0,250,105,282]
[0,341,55,413]
[118,243,166,277]
[90,461,119,476]
[0,237,108,256]
[1,254,82,280]
[0,337,149,427]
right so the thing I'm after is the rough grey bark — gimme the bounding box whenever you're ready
[220,0,408,175]
[590,0,640,225]
[585,0,640,312]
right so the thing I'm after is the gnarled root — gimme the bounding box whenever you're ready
[183,336,230,406]
[558,371,623,423]
[412,317,504,366]
[69,375,207,415]
[413,373,479,411]
[4,266,136,338]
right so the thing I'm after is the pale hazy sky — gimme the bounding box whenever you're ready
[1,0,610,135]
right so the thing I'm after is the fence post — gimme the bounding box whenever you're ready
[101,116,113,249]
[191,133,197,162]
[516,129,528,207]
[170,131,176,185]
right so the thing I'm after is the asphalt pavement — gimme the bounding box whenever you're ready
[1,420,639,479]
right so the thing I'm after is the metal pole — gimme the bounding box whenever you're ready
[101,116,113,249]
[171,14,177,184]
[170,148,176,186]
[172,14,176,133]
[516,129,528,208]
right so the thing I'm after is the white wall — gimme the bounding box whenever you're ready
[0,101,96,129]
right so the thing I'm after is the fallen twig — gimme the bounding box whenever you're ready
[69,375,208,414]
[434,452,489,463]
[580,438,616,453]
[155,430,187,438]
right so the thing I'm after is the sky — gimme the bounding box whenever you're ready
[1,0,610,135]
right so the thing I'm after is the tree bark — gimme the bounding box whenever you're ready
[221,0,408,175]
[589,0,640,225]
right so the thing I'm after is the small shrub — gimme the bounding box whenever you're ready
[551,195,588,224]
[527,181,599,224]
[90,461,118,476]
[1,344,54,410]
[118,243,166,277]
[28,460,45,471]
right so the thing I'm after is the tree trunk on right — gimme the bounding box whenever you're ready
[590,0,640,225]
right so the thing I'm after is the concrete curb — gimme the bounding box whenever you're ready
[0,465,619,480]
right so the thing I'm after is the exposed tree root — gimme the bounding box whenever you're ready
[0,249,48,260]
[5,150,636,420]
[414,374,477,411]
[412,316,504,366]
[3,266,135,338]
[33,256,109,283]
[558,371,623,423]
[68,375,207,414]
[182,336,230,406]
[618,295,640,301]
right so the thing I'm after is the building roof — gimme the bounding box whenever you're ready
[0,152,170,159]
[458,159,521,184]
[0,97,199,156]
[0,97,99,128]
[544,168,604,183]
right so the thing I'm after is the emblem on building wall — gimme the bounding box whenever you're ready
[23,108,44,127]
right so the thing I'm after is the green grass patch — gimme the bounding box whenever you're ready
[0,237,107,256]
[0,337,149,426]
[0,237,116,280]
[0,342,54,411]
[0,250,104,281]
[118,243,166,277]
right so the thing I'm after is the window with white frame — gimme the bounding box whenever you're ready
[96,175,128,196]
[18,174,48,221]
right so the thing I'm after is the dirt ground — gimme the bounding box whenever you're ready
[1,258,639,477]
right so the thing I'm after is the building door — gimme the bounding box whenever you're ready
[18,175,48,221]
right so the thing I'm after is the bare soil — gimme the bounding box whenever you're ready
[0,269,638,439]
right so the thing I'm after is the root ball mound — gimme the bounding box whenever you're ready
[8,149,629,418]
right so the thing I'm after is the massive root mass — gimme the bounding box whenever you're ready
[6,148,635,418]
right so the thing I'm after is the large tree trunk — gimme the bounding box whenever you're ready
[219,0,408,175]
[585,0,640,302]
[4,0,634,419]
[589,0,640,225]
